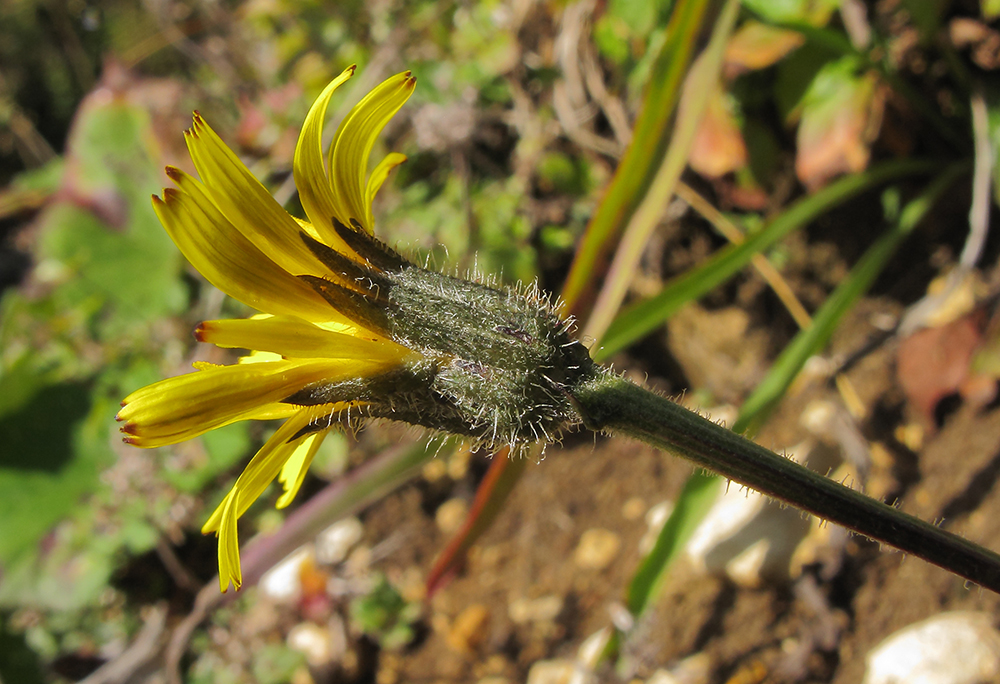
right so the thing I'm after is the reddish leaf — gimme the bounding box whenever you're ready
[724,21,805,78]
[689,78,748,179]
[897,308,993,429]
[795,60,884,191]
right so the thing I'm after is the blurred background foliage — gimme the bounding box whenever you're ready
[3,0,1000,682]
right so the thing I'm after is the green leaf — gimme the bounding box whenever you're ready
[982,85,1000,207]
[0,614,45,684]
[0,378,99,563]
[0,383,123,610]
[596,158,935,360]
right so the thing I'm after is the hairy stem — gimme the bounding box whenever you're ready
[572,371,1000,593]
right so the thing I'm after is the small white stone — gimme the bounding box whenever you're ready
[316,517,364,565]
[259,546,312,603]
[863,611,1000,684]
[646,670,682,684]
[287,622,333,667]
[576,628,611,670]
[724,539,770,588]
[607,602,634,632]
[436,498,469,534]
[573,529,621,570]
[525,659,576,684]
[508,595,563,624]
[640,500,674,555]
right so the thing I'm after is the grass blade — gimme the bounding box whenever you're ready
[562,0,718,319]
[596,158,936,361]
[583,0,741,341]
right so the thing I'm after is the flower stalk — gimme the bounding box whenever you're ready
[570,370,1000,593]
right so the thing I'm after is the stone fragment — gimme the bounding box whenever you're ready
[445,603,490,654]
[863,612,1000,684]
[436,498,469,534]
[508,595,563,624]
[287,622,333,667]
[573,528,621,570]
[525,659,575,684]
[259,546,313,603]
[316,517,364,565]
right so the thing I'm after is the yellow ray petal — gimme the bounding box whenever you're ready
[276,430,326,509]
[184,115,325,276]
[195,316,412,363]
[117,358,384,447]
[293,65,358,250]
[328,72,415,232]
[365,152,408,227]
[217,488,242,591]
[152,186,339,323]
[239,402,300,420]
[202,407,337,533]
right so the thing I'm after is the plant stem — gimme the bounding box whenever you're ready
[572,371,1000,594]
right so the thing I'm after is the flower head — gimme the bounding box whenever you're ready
[118,66,596,592]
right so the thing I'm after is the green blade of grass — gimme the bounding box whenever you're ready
[624,470,719,615]
[595,158,937,362]
[616,163,964,652]
[562,0,718,319]
[583,0,741,342]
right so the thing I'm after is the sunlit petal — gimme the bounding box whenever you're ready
[276,431,326,509]
[217,489,242,592]
[117,358,387,447]
[202,407,336,533]
[328,72,415,232]
[293,65,358,250]
[366,152,408,226]
[196,316,411,362]
[184,115,325,276]
[152,185,338,323]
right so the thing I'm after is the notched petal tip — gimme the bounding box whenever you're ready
[188,112,206,138]
[193,321,212,342]
[161,187,182,203]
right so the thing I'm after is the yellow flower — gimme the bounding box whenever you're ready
[118,66,596,592]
